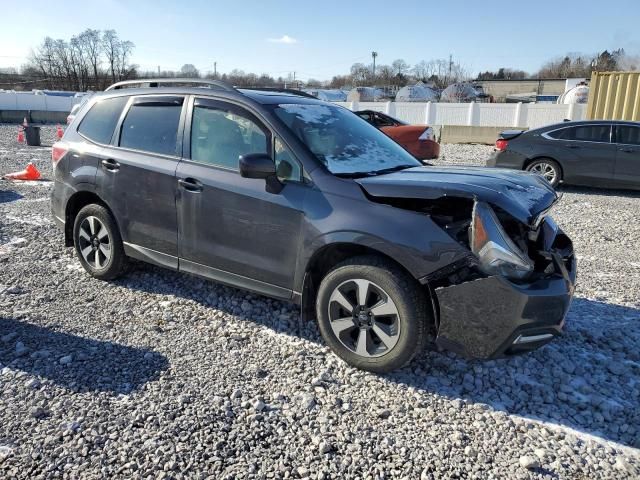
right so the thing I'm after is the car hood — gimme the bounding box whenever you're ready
[355,165,559,225]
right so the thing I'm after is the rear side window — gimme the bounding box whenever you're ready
[550,125,610,143]
[77,96,128,144]
[617,125,640,145]
[119,98,183,156]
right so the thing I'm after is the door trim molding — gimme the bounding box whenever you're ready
[123,243,295,302]
[123,242,178,270]
[180,259,293,301]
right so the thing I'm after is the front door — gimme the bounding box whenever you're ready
[176,97,305,298]
[614,124,640,188]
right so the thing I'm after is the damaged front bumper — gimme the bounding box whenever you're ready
[431,251,576,360]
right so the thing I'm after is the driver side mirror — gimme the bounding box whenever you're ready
[239,153,283,194]
[239,153,275,179]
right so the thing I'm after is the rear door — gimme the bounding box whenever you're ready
[175,97,305,297]
[96,95,185,265]
[546,124,616,186]
[614,124,640,187]
[74,95,130,187]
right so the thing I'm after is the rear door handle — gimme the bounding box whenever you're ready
[620,148,635,153]
[178,178,203,193]
[567,145,580,149]
[101,158,120,172]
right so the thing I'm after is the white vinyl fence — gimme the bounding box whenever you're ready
[335,101,588,129]
[0,90,587,129]
[0,91,83,112]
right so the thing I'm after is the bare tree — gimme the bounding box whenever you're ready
[392,59,410,76]
[25,29,135,91]
[77,29,102,88]
[350,63,370,85]
[102,30,119,84]
[180,64,200,78]
[377,65,395,85]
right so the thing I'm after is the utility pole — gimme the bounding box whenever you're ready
[448,54,453,84]
[371,51,378,78]
[157,65,160,75]
[214,62,217,79]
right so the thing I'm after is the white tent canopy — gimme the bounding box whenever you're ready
[557,85,589,104]
[440,83,478,103]
[395,84,439,102]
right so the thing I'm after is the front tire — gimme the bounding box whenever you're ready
[315,256,430,373]
[73,204,127,280]
[526,158,562,187]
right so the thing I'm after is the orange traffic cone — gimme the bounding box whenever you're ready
[56,124,64,139]
[3,162,41,181]
[17,126,24,143]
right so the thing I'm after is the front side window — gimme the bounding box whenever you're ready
[617,125,640,145]
[77,96,128,144]
[272,103,421,175]
[552,125,611,143]
[119,98,183,155]
[191,105,267,169]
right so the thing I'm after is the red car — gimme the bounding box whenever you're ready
[356,110,440,160]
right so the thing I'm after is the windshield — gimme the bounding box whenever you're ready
[272,103,421,175]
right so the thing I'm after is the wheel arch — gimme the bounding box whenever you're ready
[64,190,116,247]
[299,241,433,323]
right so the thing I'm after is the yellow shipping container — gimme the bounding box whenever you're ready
[587,71,640,121]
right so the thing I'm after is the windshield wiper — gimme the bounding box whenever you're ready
[334,164,417,179]
[371,164,418,175]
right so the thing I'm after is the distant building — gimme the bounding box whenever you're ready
[473,79,568,102]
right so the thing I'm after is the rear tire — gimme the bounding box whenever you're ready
[526,158,562,187]
[73,204,127,280]
[315,255,430,373]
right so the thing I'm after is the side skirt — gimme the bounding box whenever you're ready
[123,242,297,303]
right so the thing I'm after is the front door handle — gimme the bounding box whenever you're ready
[567,145,580,149]
[178,178,203,193]
[620,148,635,153]
[101,158,120,172]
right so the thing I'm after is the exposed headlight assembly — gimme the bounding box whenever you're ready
[470,201,534,280]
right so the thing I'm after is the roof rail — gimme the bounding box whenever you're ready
[241,87,318,99]
[105,78,236,92]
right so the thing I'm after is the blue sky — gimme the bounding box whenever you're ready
[1,0,639,80]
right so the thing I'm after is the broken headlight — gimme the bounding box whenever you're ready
[470,201,534,280]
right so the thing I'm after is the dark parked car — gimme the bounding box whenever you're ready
[355,110,440,160]
[488,120,640,190]
[51,79,576,372]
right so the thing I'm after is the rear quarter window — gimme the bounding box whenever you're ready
[77,96,129,144]
[549,125,610,142]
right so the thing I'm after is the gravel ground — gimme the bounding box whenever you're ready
[0,126,639,479]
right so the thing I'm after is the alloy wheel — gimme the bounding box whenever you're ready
[530,162,557,184]
[78,216,112,269]
[327,279,401,358]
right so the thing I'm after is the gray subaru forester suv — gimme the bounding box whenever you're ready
[51,79,576,372]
